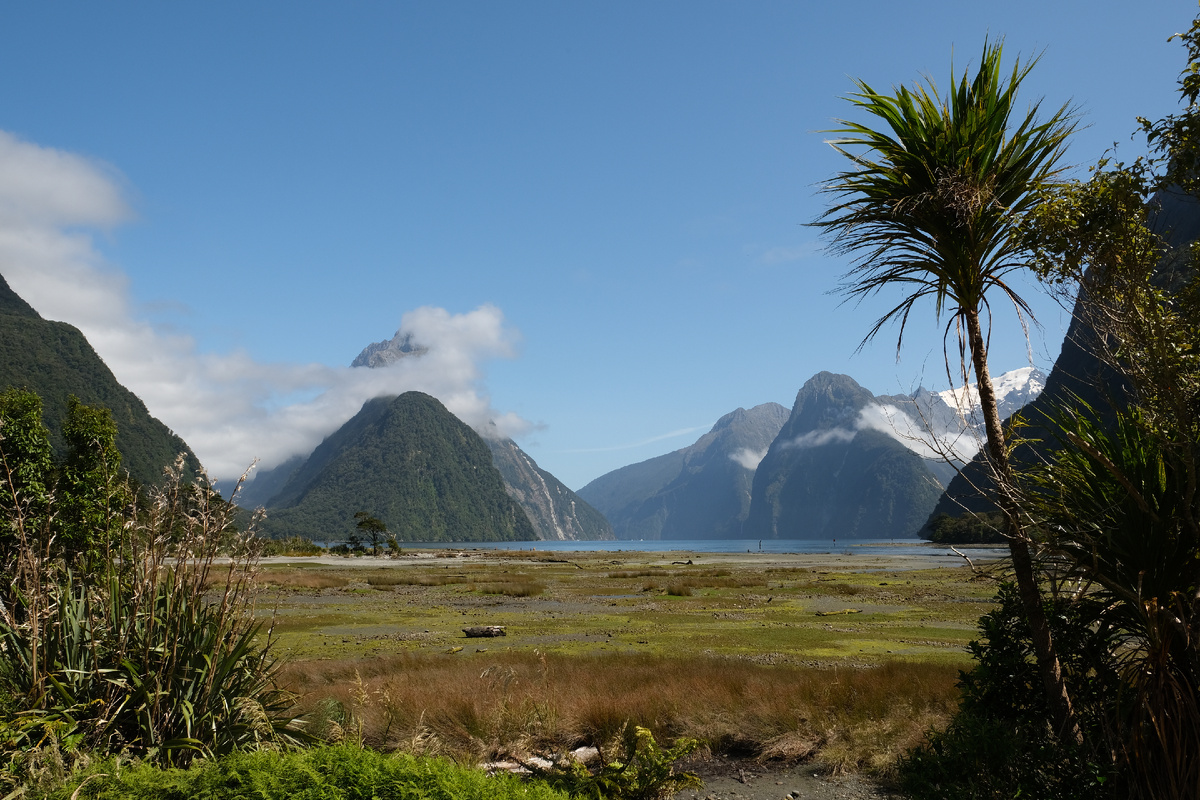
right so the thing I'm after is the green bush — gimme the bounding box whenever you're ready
[896,585,1120,799]
[924,512,1007,544]
[31,745,572,800]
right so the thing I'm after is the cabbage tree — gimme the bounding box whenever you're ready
[813,41,1080,739]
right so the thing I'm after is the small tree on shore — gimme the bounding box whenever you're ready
[354,511,389,557]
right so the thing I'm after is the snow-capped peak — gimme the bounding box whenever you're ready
[936,367,1046,420]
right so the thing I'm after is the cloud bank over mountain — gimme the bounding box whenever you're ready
[0,130,527,485]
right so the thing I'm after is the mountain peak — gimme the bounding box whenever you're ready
[935,367,1047,422]
[350,331,427,368]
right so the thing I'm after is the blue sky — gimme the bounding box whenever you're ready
[0,2,1193,491]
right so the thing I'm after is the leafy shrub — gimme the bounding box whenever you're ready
[526,725,701,800]
[0,457,307,772]
[896,584,1120,799]
[33,744,572,800]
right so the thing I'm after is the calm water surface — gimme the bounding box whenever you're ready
[388,538,1008,560]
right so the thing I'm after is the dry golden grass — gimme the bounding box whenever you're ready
[258,569,351,590]
[279,652,960,772]
[363,571,470,588]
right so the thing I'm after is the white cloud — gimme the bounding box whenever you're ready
[729,446,767,471]
[778,403,979,463]
[857,404,978,463]
[0,130,528,487]
[564,426,708,454]
[0,131,130,228]
[782,426,857,450]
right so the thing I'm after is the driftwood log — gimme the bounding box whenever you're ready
[463,625,507,638]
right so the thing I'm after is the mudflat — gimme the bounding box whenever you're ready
[255,545,1002,790]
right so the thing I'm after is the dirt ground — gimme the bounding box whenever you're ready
[676,759,902,800]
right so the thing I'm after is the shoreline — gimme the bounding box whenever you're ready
[256,546,998,572]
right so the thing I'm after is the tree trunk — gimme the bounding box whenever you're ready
[964,307,1083,744]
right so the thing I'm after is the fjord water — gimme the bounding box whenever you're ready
[398,538,1006,560]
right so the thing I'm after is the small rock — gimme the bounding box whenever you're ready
[571,746,600,764]
[463,625,506,638]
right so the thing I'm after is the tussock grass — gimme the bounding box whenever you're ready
[278,653,960,773]
[607,569,668,579]
[474,580,546,597]
[610,568,761,590]
[470,573,545,596]
[801,580,862,596]
[258,569,350,590]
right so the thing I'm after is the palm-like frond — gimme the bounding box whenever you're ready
[814,40,1076,355]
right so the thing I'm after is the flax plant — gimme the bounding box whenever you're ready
[0,435,305,771]
[813,39,1080,740]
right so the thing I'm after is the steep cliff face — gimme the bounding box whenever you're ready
[929,188,1200,525]
[486,438,613,540]
[743,373,943,540]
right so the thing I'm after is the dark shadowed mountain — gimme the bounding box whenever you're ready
[0,272,199,486]
[235,453,305,511]
[255,392,536,542]
[743,373,944,539]
[928,188,1200,526]
[578,403,790,539]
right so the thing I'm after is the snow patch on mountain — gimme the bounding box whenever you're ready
[937,367,1046,421]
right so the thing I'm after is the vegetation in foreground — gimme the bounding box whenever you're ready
[21,745,571,800]
[281,651,959,775]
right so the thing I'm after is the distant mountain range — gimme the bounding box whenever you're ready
[5,259,1058,544]
[744,373,944,539]
[0,272,199,486]
[578,403,789,539]
[581,367,1045,540]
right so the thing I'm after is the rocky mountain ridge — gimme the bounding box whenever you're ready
[578,403,789,540]
[239,329,612,541]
